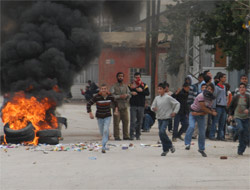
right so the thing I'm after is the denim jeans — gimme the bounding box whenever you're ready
[185,113,206,151]
[158,119,173,152]
[209,106,227,139]
[142,114,154,130]
[173,113,188,138]
[235,118,249,154]
[97,116,111,150]
[130,106,145,138]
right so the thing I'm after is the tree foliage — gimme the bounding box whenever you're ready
[194,0,249,71]
[162,0,249,74]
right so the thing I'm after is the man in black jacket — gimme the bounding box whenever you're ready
[142,101,156,132]
[172,82,190,142]
[128,72,150,140]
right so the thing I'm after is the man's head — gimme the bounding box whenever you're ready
[240,74,248,84]
[87,80,92,85]
[183,82,190,92]
[206,83,215,93]
[203,70,212,78]
[239,83,247,95]
[218,73,226,83]
[100,84,108,96]
[116,72,124,83]
[201,83,207,92]
[198,73,204,83]
[134,72,142,85]
[157,83,165,96]
[204,75,212,84]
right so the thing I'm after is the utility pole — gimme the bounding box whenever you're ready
[184,18,191,76]
[145,0,151,75]
[151,0,160,101]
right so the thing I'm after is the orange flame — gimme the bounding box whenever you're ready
[1,91,58,145]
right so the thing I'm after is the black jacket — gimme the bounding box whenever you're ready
[144,106,156,121]
[128,83,150,107]
[172,89,189,115]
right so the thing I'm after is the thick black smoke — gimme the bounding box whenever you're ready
[1,1,102,105]
[1,0,142,105]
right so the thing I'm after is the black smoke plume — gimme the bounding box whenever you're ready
[1,0,102,105]
[1,0,142,105]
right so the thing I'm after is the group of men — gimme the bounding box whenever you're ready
[86,72,149,153]
[86,71,250,156]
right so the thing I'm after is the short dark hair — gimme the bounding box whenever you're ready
[198,73,204,78]
[204,75,211,83]
[206,83,215,91]
[100,83,107,87]
[201,83,207,88]
[87,80,92,83]
[183,82,190,87]
[163,81,169,87]
[240,74,248,79]
[158,83,165,89]
[203,70,210,76]
[134,72,141,77]
[239,83,246,88]
[218,73,226,81]
[116,72,124,78]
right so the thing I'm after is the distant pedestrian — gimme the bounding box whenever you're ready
[228,83,250,155]
[128,72,150,140]
[110,72,131,141]
[151,83,180,156]
[209,73,227,141]
[172,82,190,142]
[141,101,156,132]
[234,75,250,96]
[87,84,118,153]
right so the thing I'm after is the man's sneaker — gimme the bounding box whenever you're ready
[238,152,243,155]
[129,136,135,140]
[123,137,130,140]
[170,146,175,153]
[101,149,106,153]
[209,137,216,141]
[185,144,190,150]
[161,151,169,156]
[114,137,121,141]
[172,138,177,142]
[168,130,173,133]
[198,150,207,157]
[136,136,141,140]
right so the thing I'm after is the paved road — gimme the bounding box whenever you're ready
[0,102,249,190]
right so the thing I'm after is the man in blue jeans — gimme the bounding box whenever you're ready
[87,84,118,153]
[209,73,227,141]
[184,83,217,157]
[228,83,250,155]
[151,83,180,156]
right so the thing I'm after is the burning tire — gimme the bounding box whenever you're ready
[4,123,34,138]
[38,137,59,145]
[37,129,61,137]
[5,130,35,144]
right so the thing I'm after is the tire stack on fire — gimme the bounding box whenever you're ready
[3,117,67,145]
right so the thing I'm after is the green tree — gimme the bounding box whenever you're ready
[162,0,214,75]
[194,0,250,72]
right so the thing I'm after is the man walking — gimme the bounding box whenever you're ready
[228,83,250,155]
[87,84,118,153]
[128,72,150,140]
[110,72,131,140]
[172,82,190,142]
[151,83,180,156]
